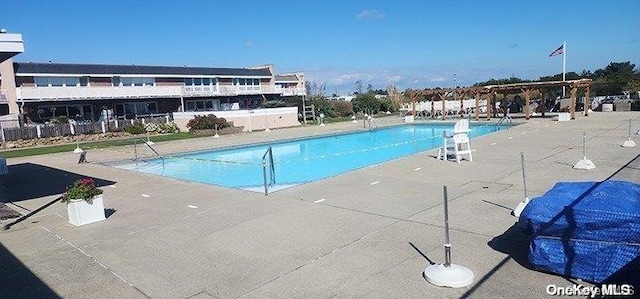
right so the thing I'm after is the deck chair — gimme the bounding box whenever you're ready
[437,119,473,163]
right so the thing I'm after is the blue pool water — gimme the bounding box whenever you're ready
[116,123,506,191]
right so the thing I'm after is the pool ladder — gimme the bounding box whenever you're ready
[133,138,165,169]
[262,146,276,196]
[364,116,377,131]
[496,115,512,128]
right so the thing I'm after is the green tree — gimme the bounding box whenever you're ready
[591,61,639,96]
[352,93,380,114]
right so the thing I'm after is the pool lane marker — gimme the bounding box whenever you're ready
[314,199,326,203]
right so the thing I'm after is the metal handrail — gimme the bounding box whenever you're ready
[133,138,165,168]
[262,146,276,196]
[496,115,512,127]
[367,117,377,131]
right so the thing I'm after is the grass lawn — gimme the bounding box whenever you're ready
[1,113,401,158]
[0,132,196,158]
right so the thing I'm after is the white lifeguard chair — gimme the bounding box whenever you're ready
[437,119,473,163]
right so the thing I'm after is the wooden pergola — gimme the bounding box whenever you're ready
[406,79,592,121]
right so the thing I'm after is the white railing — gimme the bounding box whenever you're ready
[18,86,183,100]
[218,85,262,95]
[17,84,307,101]
[280,87,306,96]
[181,85,218,96]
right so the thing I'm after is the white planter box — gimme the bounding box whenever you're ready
[67,195,106,226]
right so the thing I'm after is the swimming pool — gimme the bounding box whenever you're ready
[116,123,507,192]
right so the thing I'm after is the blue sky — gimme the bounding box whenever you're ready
[3,0,639,94]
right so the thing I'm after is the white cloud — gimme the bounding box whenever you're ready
[356,9,385,20]
[386,74,403,83]
[302,66,519,94]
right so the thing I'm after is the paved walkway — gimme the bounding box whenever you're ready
[1,112,639,298]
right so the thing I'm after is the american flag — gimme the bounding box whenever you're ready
[549,44,564,57]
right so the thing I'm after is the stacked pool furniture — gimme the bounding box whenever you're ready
[518,180,640,286]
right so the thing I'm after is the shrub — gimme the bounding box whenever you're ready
[352,93,381,114]
[124,122,146,134]
[308,96,336,118]
[186,115,230,131]
[145,123,158,132]
[378,97,398,113]
[61,178,103,203]
[156,122,180,134]
[330,101,354,117]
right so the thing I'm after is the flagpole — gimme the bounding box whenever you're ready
[562,41,566,98]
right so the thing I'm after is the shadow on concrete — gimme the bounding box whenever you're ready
[488,224,534,270]
[0,241,61,298]
[408,242,435,265]
[0,163,116,203]
[3,196,62,230]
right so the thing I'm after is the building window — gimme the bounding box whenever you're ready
[233,78,260,86]
[79,76,89,86]
[34,76,81,87]
[114,101,158,118]
[185,99,221,112]
[184,78,216,86]
[121,77,155,86]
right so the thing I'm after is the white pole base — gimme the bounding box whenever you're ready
[320,123,325,127]
[213,134,220,139]
[511,197,530,218]
[573,157,596,170]
[621,139,636,148]
[145,141,154,146]
[73,147,85,154]
[352,120,358,124]
[424,264,474,288]
[265,128,271,132]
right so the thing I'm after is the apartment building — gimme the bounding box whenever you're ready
[1,60,304,123]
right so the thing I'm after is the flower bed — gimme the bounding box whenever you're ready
[190,126,244,136]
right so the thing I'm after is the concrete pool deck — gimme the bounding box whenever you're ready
[1,112,639,298]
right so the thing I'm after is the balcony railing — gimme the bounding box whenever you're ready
[17,84,307,101]
[18,86,183,101]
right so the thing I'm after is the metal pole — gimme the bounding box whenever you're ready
[262,161,268,196]
[629,119,633,139]
[443,185,451,267]
[521,152,528,200]
[583,131,587,157]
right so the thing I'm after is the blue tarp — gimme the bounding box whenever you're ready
[518,180,640,284]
